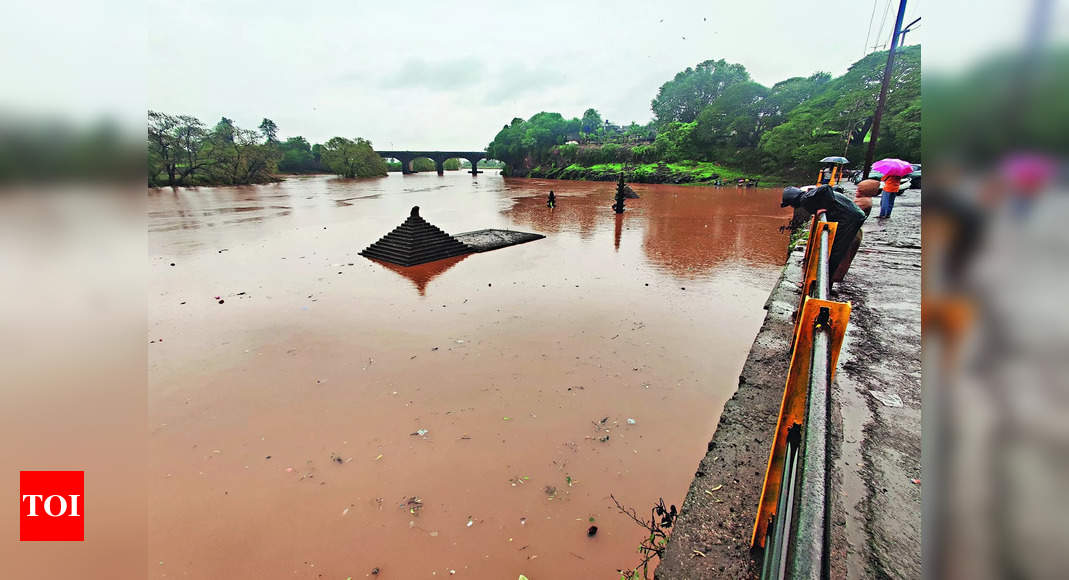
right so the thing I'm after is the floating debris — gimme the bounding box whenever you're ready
[402,496,423,515]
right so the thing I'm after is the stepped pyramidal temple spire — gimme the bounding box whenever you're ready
[360,206,472,267]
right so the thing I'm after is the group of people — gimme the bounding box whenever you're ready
[779,173,907,285]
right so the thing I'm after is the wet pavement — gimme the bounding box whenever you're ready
[657,187,922,579]
[147,171,792,578]
[832,190,922,579]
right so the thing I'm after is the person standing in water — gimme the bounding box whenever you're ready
[547,190,556,208]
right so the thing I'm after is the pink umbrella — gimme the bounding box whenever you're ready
[871,158,913,177]
[1000,153,1056,190]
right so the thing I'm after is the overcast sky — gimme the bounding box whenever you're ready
[12,1,1067,150]
[140,0,939,149]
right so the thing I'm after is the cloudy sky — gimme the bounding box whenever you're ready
[139,0,941,149]
[8,0,1069,148]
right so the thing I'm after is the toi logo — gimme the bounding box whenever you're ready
[19,471,84,541]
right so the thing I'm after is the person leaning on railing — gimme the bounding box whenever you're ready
[781,185,868,285]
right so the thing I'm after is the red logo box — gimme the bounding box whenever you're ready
[19,471,84,541]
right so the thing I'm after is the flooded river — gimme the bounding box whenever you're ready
[147,171,792,578]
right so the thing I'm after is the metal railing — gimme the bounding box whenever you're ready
[753,212,852,579]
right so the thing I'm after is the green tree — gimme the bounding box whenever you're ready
[412,158,436,172]
[278,136,320,173]
[651,59,751,125]
[486,112,577,174]
[148,111,180,186]
[259,118,279,143]
[761,72,831,129]
[321,137,388,178]
[207,128,280,185]
[581,108,603,135]
[758,46,921,174]
[693,81,770,154]
[213,117,236,143]
[148,111,214,186]
[653,121,699,162]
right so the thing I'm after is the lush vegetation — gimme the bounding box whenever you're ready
[147,112,386,186]
[487,47,920,182]
[319,137,388,178]
[462,158,504,169]
[276,136,326,174]
[385,158,462,172]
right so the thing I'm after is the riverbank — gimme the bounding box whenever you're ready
[656,188,922,578]
[516,161,787,186]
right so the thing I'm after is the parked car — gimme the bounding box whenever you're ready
[906,164,921,189]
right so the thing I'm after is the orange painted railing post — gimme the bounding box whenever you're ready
[751,296,850,548]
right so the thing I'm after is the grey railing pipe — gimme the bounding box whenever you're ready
[760,214,836,580]
[762,425,802,580]
[789,215,832,578]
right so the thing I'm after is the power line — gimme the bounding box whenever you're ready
[863,0,880,58]
[863,0,909,178]
[873,0,894,52]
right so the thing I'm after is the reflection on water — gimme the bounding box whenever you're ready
[370,254,470,296]
[147,171,793,579]
[502,179,790,279]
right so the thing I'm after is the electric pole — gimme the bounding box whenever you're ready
[862,0,909,178]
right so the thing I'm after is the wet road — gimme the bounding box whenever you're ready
[147,171,792,578]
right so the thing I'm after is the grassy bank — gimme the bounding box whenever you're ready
[523,160,788,186]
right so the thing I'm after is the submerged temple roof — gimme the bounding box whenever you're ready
[359,206,472,267]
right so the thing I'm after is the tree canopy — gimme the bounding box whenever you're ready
[148,112,280,186]
[320,137,388,178]
[651,58,751,125]
[148,113,388,185]
[487,46,920,178]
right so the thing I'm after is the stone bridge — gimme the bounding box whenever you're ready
[377,150,487,175]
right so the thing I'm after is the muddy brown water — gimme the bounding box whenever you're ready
[147,171,791,579]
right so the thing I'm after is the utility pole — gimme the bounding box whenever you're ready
[899,16,921,46]
[862,0,909,179]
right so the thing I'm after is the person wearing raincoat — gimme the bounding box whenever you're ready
[781,185,867,284]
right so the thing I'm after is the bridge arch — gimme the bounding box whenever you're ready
[377,150,486,175]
